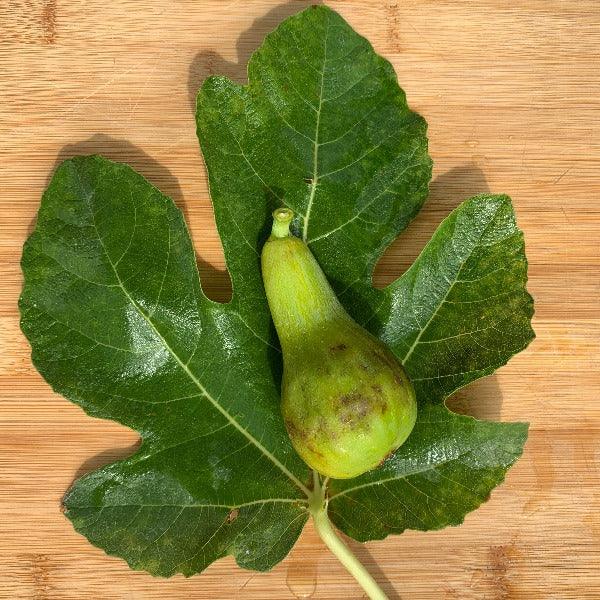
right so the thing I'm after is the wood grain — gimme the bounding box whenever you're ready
[1,1,599,598]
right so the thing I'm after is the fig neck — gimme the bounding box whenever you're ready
[262,237,350,354]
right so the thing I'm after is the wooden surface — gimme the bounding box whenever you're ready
[1,1,599,598]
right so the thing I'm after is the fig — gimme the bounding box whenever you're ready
[261,208,417,479]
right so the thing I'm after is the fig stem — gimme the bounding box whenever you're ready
[309,471,388,600]
[270,207,294,239]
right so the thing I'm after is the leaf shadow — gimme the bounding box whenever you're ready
[48,133,232,303]
[445,374,504,422]
[344,536,402,600]
[69,441,142,488]
[374,163,492,287]
[187,0,323,113]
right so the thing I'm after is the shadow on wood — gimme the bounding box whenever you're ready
[47,134,232,303]
[345,535,402,600]
[187,0,323,113]
[446,374,504,422]
[374,163,491,287]
[68,440,142,489]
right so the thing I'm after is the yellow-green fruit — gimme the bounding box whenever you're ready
[261,208,417,479]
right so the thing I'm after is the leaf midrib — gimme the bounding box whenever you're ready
[307,147,420,245]
[302,12,329,242]
[70,498,307,510]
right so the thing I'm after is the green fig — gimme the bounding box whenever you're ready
[261,208,417,479]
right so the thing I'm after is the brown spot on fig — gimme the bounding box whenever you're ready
[337,391,373,429]
[373,349,400,372]
[317,418,337,439]
[377,448,396,467]
[356,401,369,419]
[330,342,347,352]
[338,393,354,406]
[304,440,325,460]
[285,418,308,442]
[339,392,369,415]
[369,384,388,414]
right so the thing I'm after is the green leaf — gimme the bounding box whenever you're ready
[196,5,432,294]
[20,156,310,576]
[20,4,534,579]
[362,193,535,405]
[328,405,528,541]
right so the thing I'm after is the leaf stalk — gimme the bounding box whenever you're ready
[309,471,389,600]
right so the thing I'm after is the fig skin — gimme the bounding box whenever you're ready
[261,208,417,479]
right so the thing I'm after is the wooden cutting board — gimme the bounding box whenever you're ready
[1,1,599,598]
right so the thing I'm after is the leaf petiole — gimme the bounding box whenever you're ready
[309,471,389,600]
